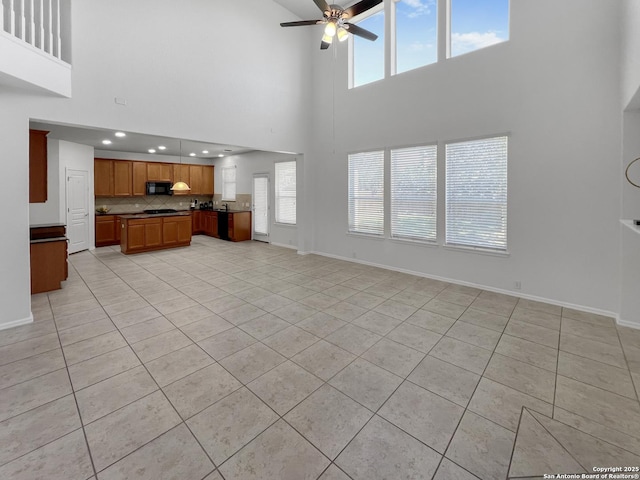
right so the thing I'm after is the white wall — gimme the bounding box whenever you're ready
[622,0,640,110]
[1,0,312,328]
[303,0,623,315]
[213,151,299,248]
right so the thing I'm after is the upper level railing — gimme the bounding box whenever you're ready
[1,0,70,63]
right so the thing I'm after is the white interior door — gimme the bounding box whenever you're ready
[67,169,90,254]
[253,174,269,242]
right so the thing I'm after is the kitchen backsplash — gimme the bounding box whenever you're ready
[96,194,252,214]
[213,194,252,211]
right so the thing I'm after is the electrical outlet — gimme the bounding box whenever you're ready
[514,281,521,290]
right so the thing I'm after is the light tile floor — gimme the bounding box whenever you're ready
[2,236,640,479]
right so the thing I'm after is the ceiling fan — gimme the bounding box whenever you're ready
[280,0,383,50]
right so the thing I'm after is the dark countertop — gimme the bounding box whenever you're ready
[119,212,192,220]
[30,223,66,229]
[30,236,67,244]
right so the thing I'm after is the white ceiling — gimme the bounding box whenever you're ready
[30,121,252,160]
[272,0,325,20]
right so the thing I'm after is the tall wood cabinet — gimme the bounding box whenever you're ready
[132,162,147,196]
[29,129,49,203]
[94,159,114,197]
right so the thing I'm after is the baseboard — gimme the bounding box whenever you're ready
[304,249,622,325]
[616,317,640,330]
[270,242,297,250]
[0,312,34,331]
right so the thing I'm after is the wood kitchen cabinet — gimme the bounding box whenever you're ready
[113,161,132,197]
[94,159,114,197]
[147,163,172,182]
[132,162,147,196]
[29,129,48,203]
[202,166,214,195]
[121,214,191,254]
[96,215,118,246]
[172,164,190,195]
[189,165,203,194]
[227,211,251,242]
[30,224,68,294]
[191,211,202,234]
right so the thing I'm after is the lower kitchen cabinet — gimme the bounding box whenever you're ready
[121,215,191,254]
[195,211,250,242]
[202,211,218,238]
[228,211,251,242]
[30,224,68,294]
[96,215,118,246]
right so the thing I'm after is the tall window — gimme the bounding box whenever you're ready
[222,166,236,201]
[275,161,297,225]
[449,0,509,57]
[394,0,438,75]
[351,8,385,88]
[348,151,384,235]
[391,145,437,241]
[445,136,508,251]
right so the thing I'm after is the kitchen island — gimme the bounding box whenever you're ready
[120,212,192,254]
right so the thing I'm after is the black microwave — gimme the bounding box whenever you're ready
[146,182,173,195]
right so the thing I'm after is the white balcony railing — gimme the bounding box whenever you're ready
[1,0,69,62]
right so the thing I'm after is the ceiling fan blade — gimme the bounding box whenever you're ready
[320,40,331,49]
[343,0,383,19]
[280,20,322,27]
[313,0,330,13]
[345,23,378,41]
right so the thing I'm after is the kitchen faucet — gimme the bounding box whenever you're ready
[223,203,229,211]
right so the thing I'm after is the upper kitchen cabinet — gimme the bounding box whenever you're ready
[113,161,132,197]
[95,159,132,197]
[147,163,172,182]
[173,164,191,195]
[29,129,49,203]
[189,165,203,194]
[95,158,114,197]
[132,161,147,196]
[202,166,214,196]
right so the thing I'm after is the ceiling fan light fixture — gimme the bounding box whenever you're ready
[324,21,337,37]
[337,27,349,42]
[322,33,333,44]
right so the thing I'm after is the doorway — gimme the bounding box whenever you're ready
[66,168,90,253]
[252,174,269,242]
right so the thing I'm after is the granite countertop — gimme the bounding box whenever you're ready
[30,236,67,244]
[30,222,66,228]
[119,211,193,220]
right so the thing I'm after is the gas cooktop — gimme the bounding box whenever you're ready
[143,209,178,214]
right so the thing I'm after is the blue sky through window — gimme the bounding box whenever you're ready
[395,0,437,74]
[353,11,385,87]
[450,0,509,57]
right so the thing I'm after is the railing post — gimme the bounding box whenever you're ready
[0,1,4,35]
[53,0,60,58]
[8,0,15,36]
[45,0,51,54]
[19,0,25,41]
[37,0,43,49]
[28,0,35,45]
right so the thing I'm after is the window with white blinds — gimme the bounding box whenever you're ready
[222,166,236,201]
[348,151,384,235]
[275,161,296,225]
[391,145,437,241]
[445,136,508,251]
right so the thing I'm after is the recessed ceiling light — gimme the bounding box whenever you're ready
[158,146,166,150]
[148,149,156,153]
[218,154,224,157]
[202,150,209,154]
[102,140,112,145]
[189,153,196,157]
[115,132,126,137]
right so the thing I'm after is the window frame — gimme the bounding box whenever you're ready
[390,143,438,243]
[274,160,297,226]
[221,166,237,202]
[444,134,509,252]
[348,150,385,236]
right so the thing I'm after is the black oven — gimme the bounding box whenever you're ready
[146,182,173,195]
